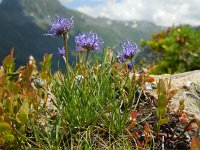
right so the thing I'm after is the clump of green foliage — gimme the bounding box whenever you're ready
[0,48,145,149]
[1,16,200,149]
[141,25,200,74]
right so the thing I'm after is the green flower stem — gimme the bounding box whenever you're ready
[85,49,90,66]
[83,66,87,92]
[62,55,66,64]
[63,32,70,78]
[63,32,69,63]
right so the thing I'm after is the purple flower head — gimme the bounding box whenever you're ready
[58,47,65,56]
[75,31,104,51]
[46,16,74,37]
[119,41,139,62]
[127,62,133,71]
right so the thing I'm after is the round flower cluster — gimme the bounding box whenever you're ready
[47,16,74,37]
[75,31,104,51]
[119,41,139,62]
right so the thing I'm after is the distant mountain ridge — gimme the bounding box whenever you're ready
[0,0,162,69]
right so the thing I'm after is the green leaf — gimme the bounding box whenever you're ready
[2,48,15,77]
[16,110,28,124]
[4,133,14,142]
[21,101,29,115]
[18,125,25,134]
[156,108,167,119]
[0,122,11,133]
[158,118,169,126]
[161,44,168,50]
[7,82,20,94]
[143,25,200,74]
[40,53,53,72]
[157,79,167,97]
[0,67,6,86]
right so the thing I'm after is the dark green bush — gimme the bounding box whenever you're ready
[141,25,200,74]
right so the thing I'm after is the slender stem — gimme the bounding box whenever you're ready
[63,32,70,78]
[62,56,66,64]
[133,89,142,110]
[83,66,87,92]
[85,49,90,66]
[63,32,69,64]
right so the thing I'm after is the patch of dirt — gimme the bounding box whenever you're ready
[129,70,200,149]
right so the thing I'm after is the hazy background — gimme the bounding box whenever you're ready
[0,0,199,71]
[58,0,200,26]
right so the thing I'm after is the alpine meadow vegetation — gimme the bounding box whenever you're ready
[0,16,200,150]
[141,25,200,74]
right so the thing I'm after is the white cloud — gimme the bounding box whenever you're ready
[59,0,73,2]
[75,0,200,26]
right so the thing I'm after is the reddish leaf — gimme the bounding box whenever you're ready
[113,63,120,70]
[144,123,150,142]
[128,135,131,140]
[168,89,177,98]
[147,76,155,83]
[130,111,137,121]
[133,132,139,138]
[130,121,136,128]
[137,141,143,150]
[19,65,33,88]
[179,113,187,124]
[186,124,193,131]
[144,123,150,134]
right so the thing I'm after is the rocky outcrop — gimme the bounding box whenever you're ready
[149,70,200,120]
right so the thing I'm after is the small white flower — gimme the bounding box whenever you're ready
[75,75,84,85]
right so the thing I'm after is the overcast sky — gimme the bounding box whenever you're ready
[58,0,200,27]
